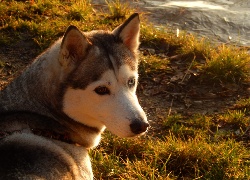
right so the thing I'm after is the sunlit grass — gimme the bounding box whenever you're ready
[105,0,131,20]
[201,45,250,83]
[140,24,250,84]
[92,107,250,179]
[0,0,99,49]
[139,54,170,78]
[234,98,250,115]
[91,130,250,179]
[178,35,212,61]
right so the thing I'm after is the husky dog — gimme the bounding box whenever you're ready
[0,13,148,179]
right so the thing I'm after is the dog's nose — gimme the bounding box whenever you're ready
[130,119,149,134]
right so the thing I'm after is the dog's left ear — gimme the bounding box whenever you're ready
[112,13,140,52]
[59,25,90,68]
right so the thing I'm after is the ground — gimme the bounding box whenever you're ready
[138,61,250,136]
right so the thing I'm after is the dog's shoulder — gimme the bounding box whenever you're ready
[0,133,92,179]
[0,133,74,179]
[0,113,93,179]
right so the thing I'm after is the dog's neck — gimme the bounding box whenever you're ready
[0,112,103,148]
[0,40,103,148]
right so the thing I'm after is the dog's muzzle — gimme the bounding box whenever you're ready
[130,119,149,134]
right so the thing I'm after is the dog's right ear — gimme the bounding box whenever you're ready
[59,25,90,68]
[112,13,140,53]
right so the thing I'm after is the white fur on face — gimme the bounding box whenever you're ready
[62,64,147,137]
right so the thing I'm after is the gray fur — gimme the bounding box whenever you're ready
[0,13,147,179]
[0,133,92,179]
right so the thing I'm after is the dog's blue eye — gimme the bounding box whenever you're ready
[94,86,110,95]
[128,78,136,88]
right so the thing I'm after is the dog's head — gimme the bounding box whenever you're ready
[61,13,149,137]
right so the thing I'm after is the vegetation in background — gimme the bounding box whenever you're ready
[202,45,250,83]
[105,0,130,19]
[0,0,249,179]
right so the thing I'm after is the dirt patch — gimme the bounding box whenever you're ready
[0,36,39,89]
[137,60,250,136]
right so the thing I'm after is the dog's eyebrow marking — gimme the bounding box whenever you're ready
[108,54,119,81]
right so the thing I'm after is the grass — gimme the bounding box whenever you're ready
[91,107,249,179]
[0,0,250,179]
[91,131,249,179]
[139,54,170,78]
[201,45,250,83]
[105,0,130,20]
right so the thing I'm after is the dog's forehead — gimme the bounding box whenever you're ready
[67,31,138,90]
[87,31,138,71]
